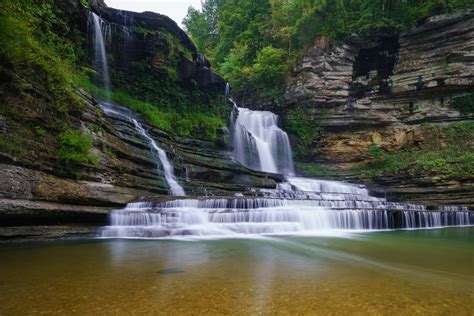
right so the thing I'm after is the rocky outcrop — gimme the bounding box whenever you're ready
[284,11,473,130]
[282,10,474,206]
[90,0,226,90]
[0,91,281,228]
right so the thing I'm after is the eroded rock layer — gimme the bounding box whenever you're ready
[282,10,474,207]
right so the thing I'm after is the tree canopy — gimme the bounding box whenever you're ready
[183,0,472,98]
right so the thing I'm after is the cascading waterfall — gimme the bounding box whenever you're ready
[102,174,472,238]
[101,71,472,239]
[131,119,185,196]
[101,197,472,238]
[232,107,294,175]
[89,14,185,196]
[100,103,185,196]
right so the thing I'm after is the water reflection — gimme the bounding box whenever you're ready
[0,229,472,315]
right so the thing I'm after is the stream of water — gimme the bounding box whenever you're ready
[1,229,473,315]
[90,13,185,196]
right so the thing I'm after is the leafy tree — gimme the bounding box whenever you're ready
[184,0,473,99]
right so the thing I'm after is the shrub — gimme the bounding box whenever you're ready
[58,129,99,164]
[450,93,474,115]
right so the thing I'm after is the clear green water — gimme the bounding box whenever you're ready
[0,228,473,315]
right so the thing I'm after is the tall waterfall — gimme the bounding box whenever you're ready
[232,107,294,175]
[89,14,185,196]
[90,12,111,100]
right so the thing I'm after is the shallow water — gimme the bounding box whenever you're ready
[0,228,473,315]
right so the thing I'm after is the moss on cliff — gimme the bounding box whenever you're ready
[362,122,474,180]
[0,0,85,114]
[75,75,225,138]
[285,107,324,160]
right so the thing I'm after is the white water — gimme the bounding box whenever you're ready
[101,198,472,238]
[131,119,185,196]
[232,107,294,175]
[90,12,111,101]
[102,176,471,238]
[90,13,185,196]
[100,79,472,239]
[100,103,185,196]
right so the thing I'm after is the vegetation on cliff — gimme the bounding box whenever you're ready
[0,0,229,174]
[184,0,473,98]
[0,0,94,166]
[365,122,474,180]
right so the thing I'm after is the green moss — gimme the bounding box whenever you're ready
[33,126,46,136]
[75,75,226,139]
[285,108,323,159]
[360,122,474,180]
[296,162,340,178]
[58,129,99,165]
[0,0,84,114]
[0,134,26,157]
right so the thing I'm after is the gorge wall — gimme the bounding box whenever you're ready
[0,0,279,239]
[280,10,474,207]
[0,1,472,239]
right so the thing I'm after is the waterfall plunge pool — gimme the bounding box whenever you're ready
[0,228,472,315]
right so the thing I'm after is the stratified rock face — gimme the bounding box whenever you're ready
[284,37,358,109]
[0,0,276,230]
[282,10,474,206]
[90,0,226,90]
[391,11,474,96]
[285,11,473,130]
[0,94,280,227]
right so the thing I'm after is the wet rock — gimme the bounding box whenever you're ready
[90,0,226,91]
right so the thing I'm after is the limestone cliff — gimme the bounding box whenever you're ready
[282,10,474,207]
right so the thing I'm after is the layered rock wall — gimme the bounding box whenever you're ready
[282,10,474,206]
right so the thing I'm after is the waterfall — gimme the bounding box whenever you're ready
[100,103,185,196]
[225,82,230,101]
[131,119,185,196]
[90,12,111,100]
[232,107,294,175]
[100,98,472,237]
[101,198,472,238]
[89,12,185,196]
[99,55,472,239]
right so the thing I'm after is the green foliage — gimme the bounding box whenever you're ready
[0,0,84,113]
[363,122,474,179]
[58,129,99,165]
[0,134,26,157]
[296,162,340,177]
[75,75,226,138]
[246,46,288,97]
[34,126,46,136]
[285,107,323,159]
[450,93,474,115]
[368,144,386,157]
[184,0,473,99]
